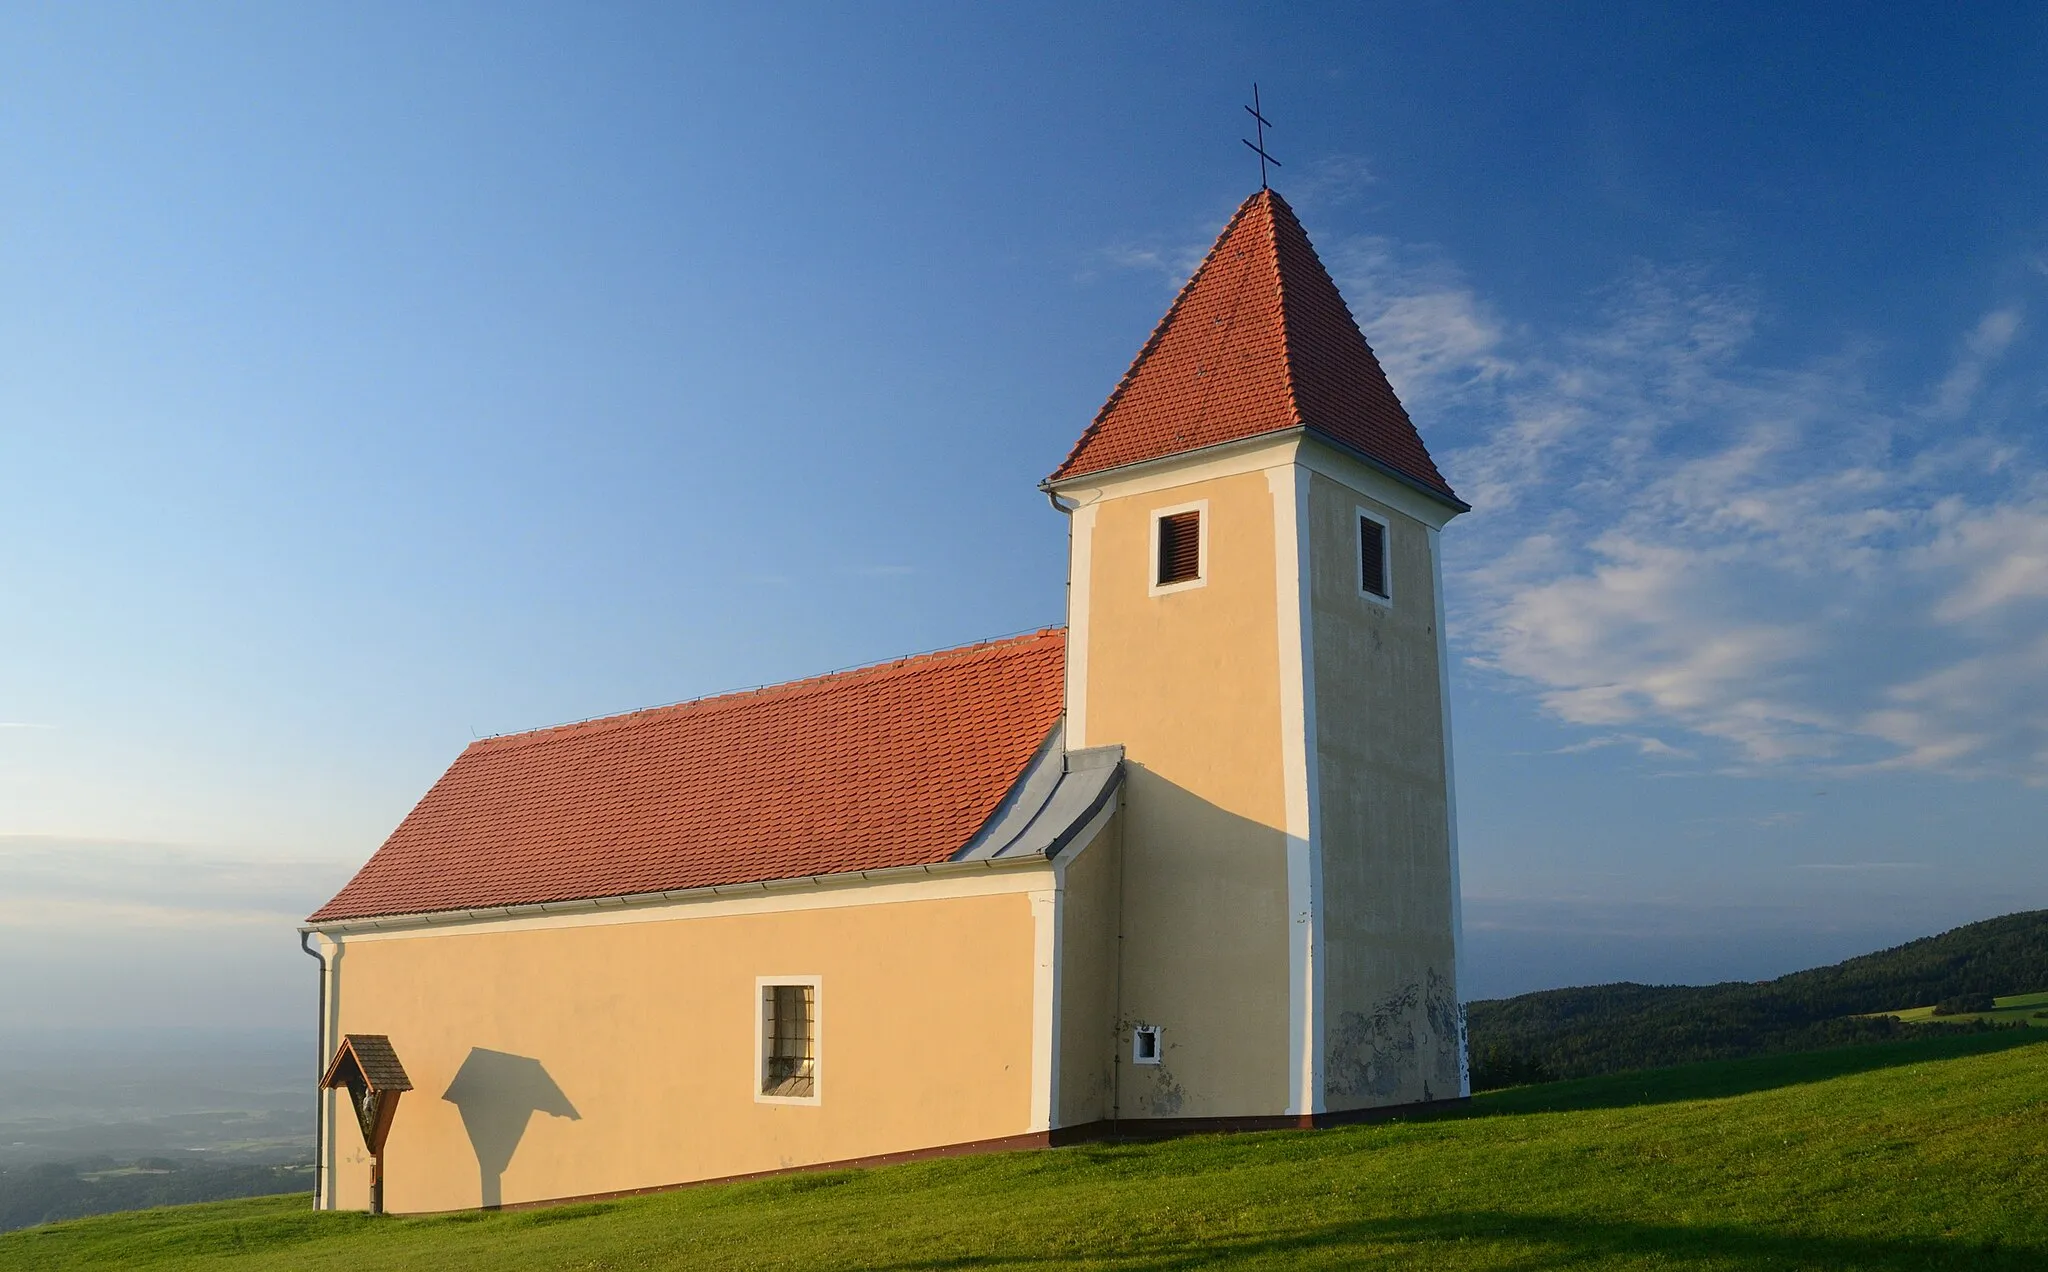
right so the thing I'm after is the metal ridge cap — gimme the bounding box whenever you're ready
[299,854,1057,936]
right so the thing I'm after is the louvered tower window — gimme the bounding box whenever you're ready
[1156,510,1202,586]
[1359,511,1390,601]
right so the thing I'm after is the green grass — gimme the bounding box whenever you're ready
[1880,988,2048,1027]
[5,1029,2045,1271]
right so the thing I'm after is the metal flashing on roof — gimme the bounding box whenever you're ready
[953,723,1125,863]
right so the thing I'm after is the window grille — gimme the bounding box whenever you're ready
[1359,514,1388,599]
[762,983,816,1098]
[1157,511,1202,585]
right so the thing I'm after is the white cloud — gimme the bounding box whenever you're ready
[1544,733,1692,759]
[1088,241,1211,293]
[0,836,351,930]
[1791,862,1932,872]
[1333,244,2048,782]
[1286,154,1377,209]
[1927,306,2023,420]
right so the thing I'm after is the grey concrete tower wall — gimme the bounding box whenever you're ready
[1304,464,1464,1111]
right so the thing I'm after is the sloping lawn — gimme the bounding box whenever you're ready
[4,1029,2043,1271]
[1882,989,2048,1027]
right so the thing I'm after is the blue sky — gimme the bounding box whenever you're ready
[3,3,2045,1029]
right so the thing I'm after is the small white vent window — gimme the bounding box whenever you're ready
[1132,1024,1163,1065]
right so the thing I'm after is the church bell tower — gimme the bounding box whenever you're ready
[1045,188,1469,1121]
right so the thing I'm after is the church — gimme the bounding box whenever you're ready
[303,186,1470,1215]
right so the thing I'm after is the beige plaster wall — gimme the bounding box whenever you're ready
[1076,469,1292,1118]
[1055,814,1121,1128]
[1305,466,1462,1110]
[320,884,1041,1213]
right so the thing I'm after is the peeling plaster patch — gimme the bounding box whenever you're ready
[1325,970,1463,1104]
[1144,1069,1185,1116]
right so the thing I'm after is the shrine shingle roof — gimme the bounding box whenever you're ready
[308,628,1067,923]
[321,1034,413,1093]
[1050,189,1459,505]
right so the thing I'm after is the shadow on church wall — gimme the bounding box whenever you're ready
[441,1047,580,1209]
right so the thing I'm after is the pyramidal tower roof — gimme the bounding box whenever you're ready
[1050,189,1461,506]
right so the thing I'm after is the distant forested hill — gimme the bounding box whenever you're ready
[1466,909,2048,1089]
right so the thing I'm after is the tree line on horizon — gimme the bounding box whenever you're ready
[1465,909,2048,1090]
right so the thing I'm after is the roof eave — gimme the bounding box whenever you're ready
[1044,424,1471,516]
[302,851,1061,938]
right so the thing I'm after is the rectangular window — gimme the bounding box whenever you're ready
[760,982,817,1099]
[1156,510,1202,586]
[1358,510,1390,602]
[1132,1024,1163,1065]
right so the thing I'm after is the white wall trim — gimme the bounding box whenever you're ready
[1145,498,1209,596]
[1296,439,1462,531]
[309,858,1057,944]
[1354,504,1393,608]
[1027,874,1062,1132]
[1428,525,1470,1098]
[1268,462,1323,1116]
[753,974,824,1107]
[1066,501,1097,748]
[1053,435,1301,506]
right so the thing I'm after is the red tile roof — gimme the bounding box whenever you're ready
[308,629,1067,923]
[1051,189,1458,503]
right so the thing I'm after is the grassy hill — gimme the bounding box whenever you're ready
[1467,908,2048,1087]
[1881,988,2048,1027]
[4,1028,2043,1271]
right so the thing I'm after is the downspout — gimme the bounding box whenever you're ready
[298,930,326,1210]
[1110,807,1127,1137]
[1043,486,1078,636]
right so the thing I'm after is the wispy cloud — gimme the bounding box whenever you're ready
[0,836,352,930]
[0,722,55,730]
[1333,239,2048,783]
[843,564,916,577]
[1539,733,1691,759]
[1286,153,1377,209]
[1926,305,2023,420]
[1791,862,1933,872]
[1087,241,1211,292]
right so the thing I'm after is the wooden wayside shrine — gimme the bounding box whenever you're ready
[320,1033,413,1215]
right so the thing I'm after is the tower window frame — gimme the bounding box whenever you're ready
[1148,499,1209,596]
[755,976,822,1105]
[1356,506,1392,606]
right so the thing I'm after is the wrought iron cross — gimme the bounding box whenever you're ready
[1243,84,1280,189]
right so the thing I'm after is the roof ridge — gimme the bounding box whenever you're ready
[469,626,1066,753]
[1262,190,1308,433]
[1048,192,1266,484]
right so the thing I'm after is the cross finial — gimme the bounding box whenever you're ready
[1242,83,1280,190]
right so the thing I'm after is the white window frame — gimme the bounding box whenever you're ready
[1148,499,1210,596]
[1132,1024,1164,1065]
[1355,506,1393,607]
[754,975,823,1106]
